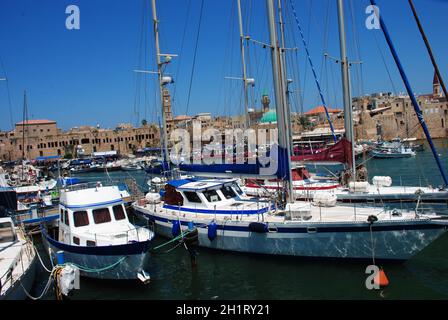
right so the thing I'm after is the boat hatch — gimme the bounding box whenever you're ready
[230,203,245,207]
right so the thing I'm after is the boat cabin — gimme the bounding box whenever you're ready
[162,178,249,210]
[58,184,136,247]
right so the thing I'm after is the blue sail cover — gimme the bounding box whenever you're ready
[178,144,289,179]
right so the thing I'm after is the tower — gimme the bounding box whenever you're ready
[262,94,270,113]
[433,71,442,98]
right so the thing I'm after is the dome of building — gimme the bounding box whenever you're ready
[260,109,277,123]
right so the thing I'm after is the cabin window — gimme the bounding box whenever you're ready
[64,210,69,226]
[73,236,80,245]
[86,240,96,247]
[184,191,202,203]
[220,185,236,199]
[232,183,243,195]
[203,189,221,202]
[0,222,15,243]
[60,208,65,224]
[93,208,111,224]
[73,211,89,227]
[112,205,126,221]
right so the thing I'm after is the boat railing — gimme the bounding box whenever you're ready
[61,180,127,192]
[66,225,149,246]
[0,233,34,295]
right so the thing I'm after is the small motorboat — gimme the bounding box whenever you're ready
[0,217,37,300]
[41,182,154,282]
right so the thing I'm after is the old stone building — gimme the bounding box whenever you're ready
[354,76,448,141]
[0,119,161,161]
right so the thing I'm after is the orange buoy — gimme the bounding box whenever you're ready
[374,268,389,288]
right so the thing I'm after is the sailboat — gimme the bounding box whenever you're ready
[176,0,448,205]
[133,0,448,261]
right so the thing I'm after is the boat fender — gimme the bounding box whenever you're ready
[374,267,389,288]
[391,209,401,217]
[248,222,269,233]
[367,215,378,224]
[172,220,181,237]
[207,222,217,241]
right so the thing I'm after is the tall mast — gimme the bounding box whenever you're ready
[151,0,169,166]
[337,0,356,178]
[236,0,250,129]
[277,0,294,155]
[22,91,27,162]
[266,0,293,203]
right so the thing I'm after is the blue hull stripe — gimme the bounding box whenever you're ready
[41,227,151,255]
[162,204,270,215]
[143,212,448,233]
[61,198,123,209]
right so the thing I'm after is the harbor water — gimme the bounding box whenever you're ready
[31,139,448,299]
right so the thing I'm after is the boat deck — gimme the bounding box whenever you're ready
[138,201,426,224]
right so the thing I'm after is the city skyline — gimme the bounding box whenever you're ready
[0,0,447,131]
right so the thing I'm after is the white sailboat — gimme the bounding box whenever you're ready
[133,0,448,261]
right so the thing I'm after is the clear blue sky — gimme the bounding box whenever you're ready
[0,0,447,131]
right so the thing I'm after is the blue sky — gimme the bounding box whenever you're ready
[0,0,447,131]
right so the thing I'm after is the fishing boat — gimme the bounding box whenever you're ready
[121,162,143,171]
[41,182,154,281]
[370,145,415,158]
[0,217,37,300]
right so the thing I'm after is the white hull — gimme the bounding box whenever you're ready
[243,184,448,203]
[134,205,448,261]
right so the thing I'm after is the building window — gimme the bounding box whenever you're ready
[39,151,43,157]
[111,145,114,151]
[81,138,90,144]
[57,149,61,156]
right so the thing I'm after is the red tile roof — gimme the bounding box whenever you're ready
[16,119,56,125]
[304,106,342,115]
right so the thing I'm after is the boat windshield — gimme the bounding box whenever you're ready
[202,189,221,203]
[220,185,237,199]
[232,183,244,195]
[0,222,15,243]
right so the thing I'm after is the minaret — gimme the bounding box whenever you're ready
[433,71,442,98]
[262,94,270,113]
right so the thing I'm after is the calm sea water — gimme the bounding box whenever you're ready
[31,139,448,300]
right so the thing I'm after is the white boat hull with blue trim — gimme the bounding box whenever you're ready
[41,228,151,280]
[133,178,448,261]
[44,183,154,281]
